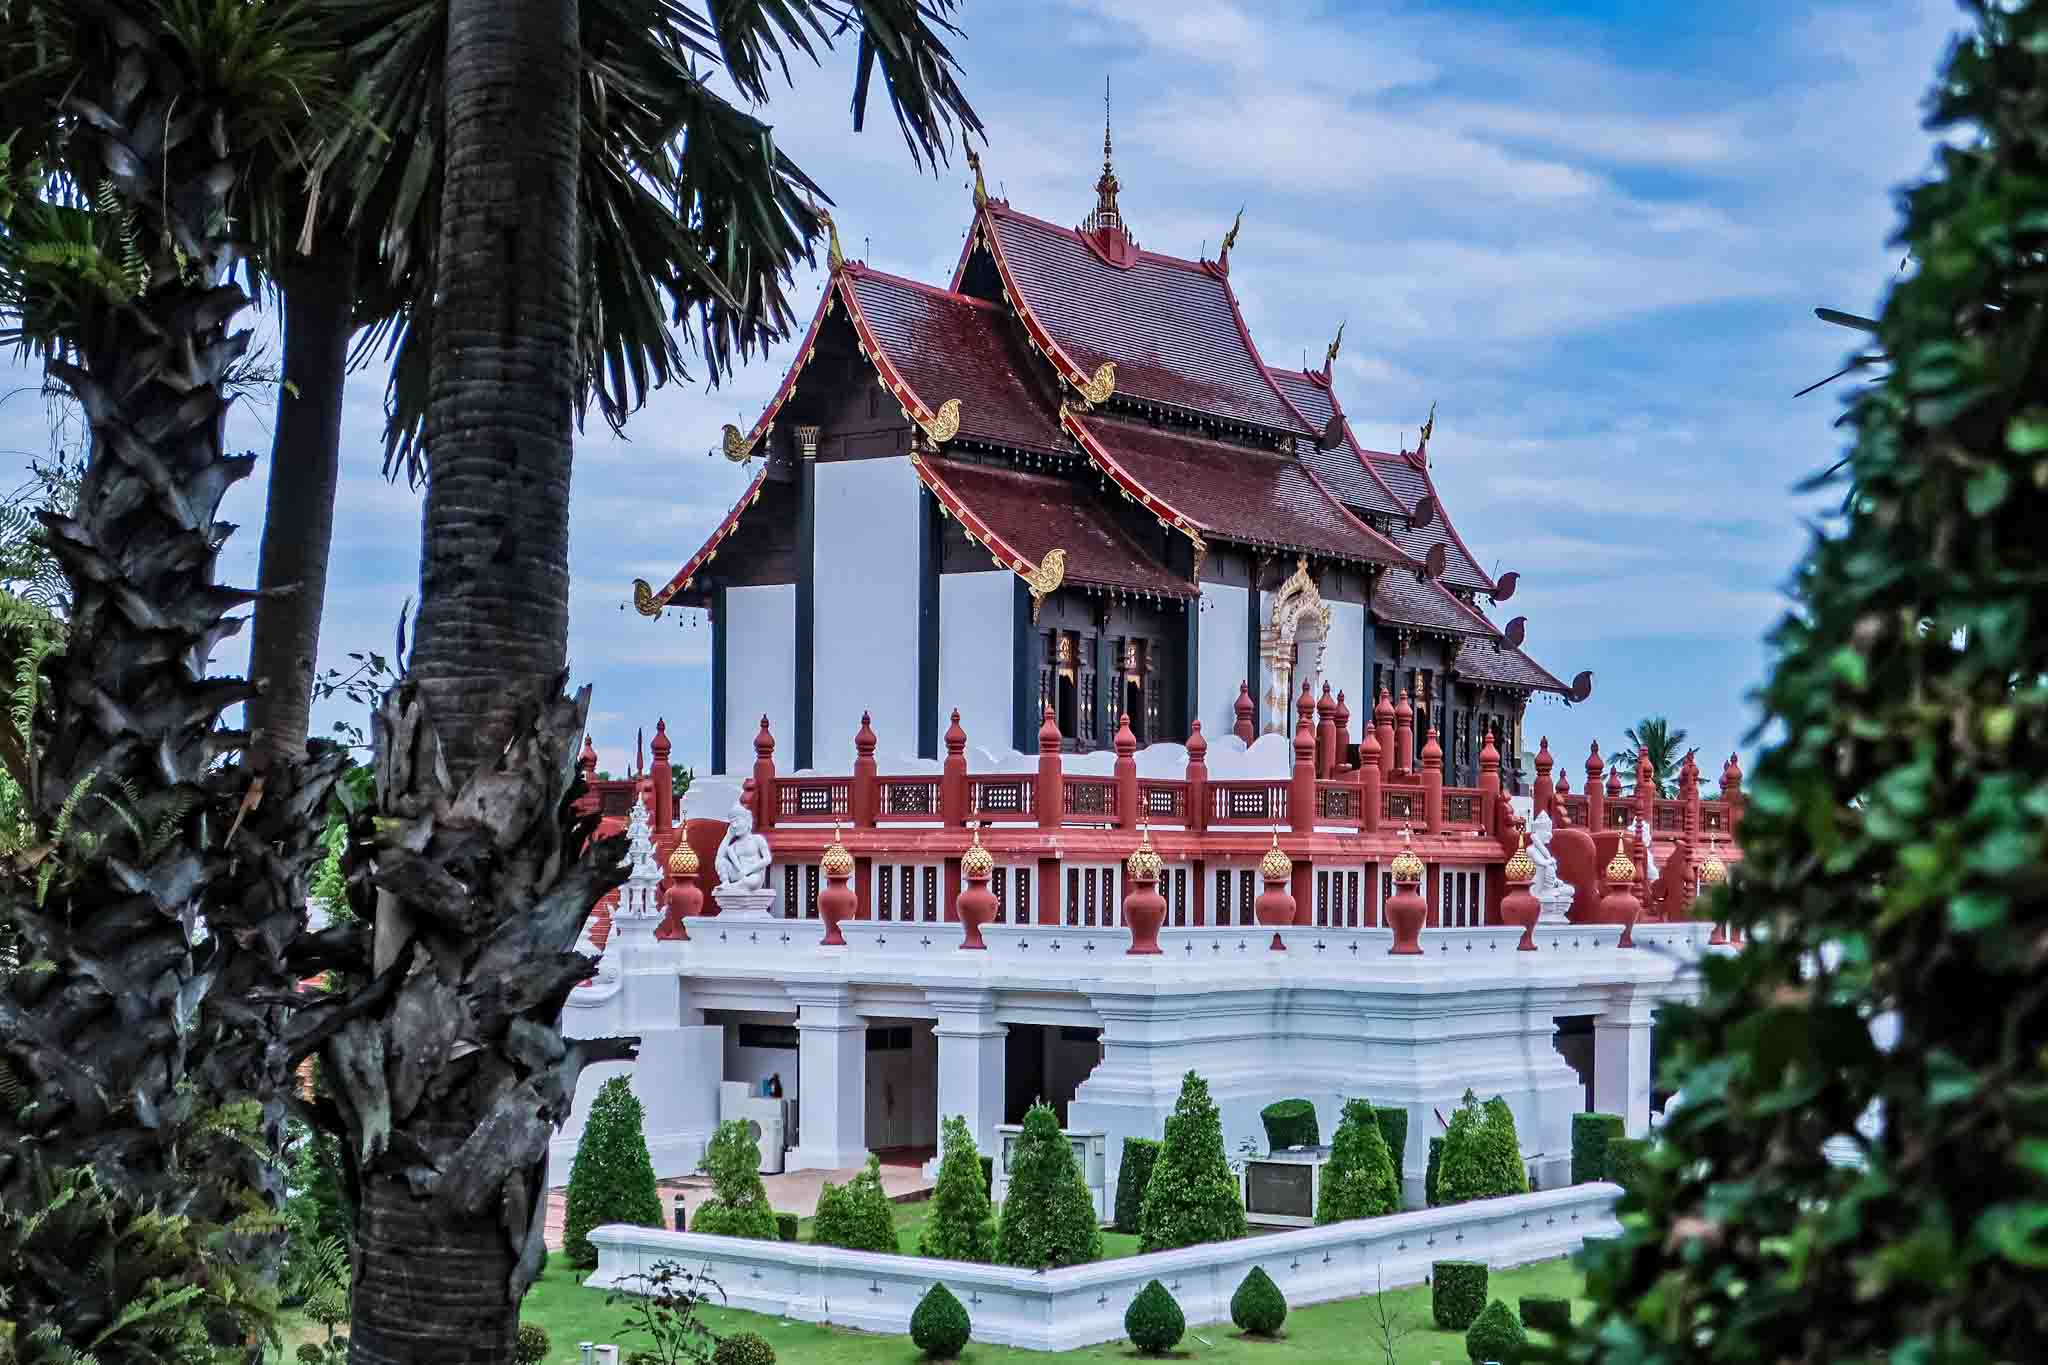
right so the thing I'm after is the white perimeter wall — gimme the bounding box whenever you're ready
[940,571,1013,753]
[1197,582,1248,738]
[813,458,922,766]
[1324,599,1367,744]
[725,583,795,773]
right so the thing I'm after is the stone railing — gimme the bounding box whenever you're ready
[587,1184,1623,1353]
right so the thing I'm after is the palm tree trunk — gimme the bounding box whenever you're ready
[248,242,359,770]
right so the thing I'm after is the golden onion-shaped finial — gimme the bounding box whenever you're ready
[821,821,855,879]
[1503,828,1535,884]
[668,841,699,877]
[1605,841,1637,885]
[1390,824,1426,884]
[1125,824,1163,882]
[963,824,995,880]
[1259,831,1294,882]
[1699,843,1728,887]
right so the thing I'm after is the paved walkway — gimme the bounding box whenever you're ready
[544,1155,933,1249]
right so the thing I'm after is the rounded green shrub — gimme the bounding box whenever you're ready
[1138,1071,1248,1252]
[1425,1136,1445,1206]
[919,1115,995,1262]
[776,1211,800,1242]
[1316,1097,1399,1223]
[1259,1098,1319,1150]
[1465,1298,1527,1363]
[992,1103,1103,1268]
[1373,1105,1409,1193]
[513,1321,550,1365]
[1571,1112,1625,1185]
[1438,1092,1528,1204]
[1606,1136,1651,1194]
[1124,1279,1186,1356]
[690,1120,778,1239]
[909,1282,972,1359]
[1519,1295,1571,1333]
[711,1331,777,1365]
[1432,1260,1488,1330]
[561,1075,666,1268]
[1113,1136,1162,1234]
[812,1154,897,1253]
[1230,1265,1287,1336]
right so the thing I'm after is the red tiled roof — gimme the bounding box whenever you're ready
[842,265,1065,455]
[1066,412,1413,568]
[1356,449,1494,593]
[1370,572,1499,638]
[1268,368,1408,521]
[975,203,1309,435]
[1454,636,1573,696]
[922,455,1194,598]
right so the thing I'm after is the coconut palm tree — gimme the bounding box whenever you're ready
[1612,716,1690,797]
[0,0,350,1350]
[243,0,983,768]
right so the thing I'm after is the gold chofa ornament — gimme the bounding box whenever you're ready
[919,397,962,446]
[967,146,988,207]
[632,578,674,617]
[1080,360,1116,406]
[720,423,755,463]
[1026,548,1067,621]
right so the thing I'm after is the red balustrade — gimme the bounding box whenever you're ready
[1062,777,1119,822]
[776,778,850,821]
[1135,780,1189,823]
[875,777,942,821]
[1313,780,1363,826]
[1209,781,1290,826]
[970,775,1037,819]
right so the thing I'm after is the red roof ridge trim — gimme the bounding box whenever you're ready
[633,468,769,615]
[982,198,1219,276]
[968,204,1099,400]
[836,269,951,436]
[1265,363,1408,515]
[842,260,1003,311]
[905,450,1043,591]
[1058,408,1211,568]
[727,271,842,455]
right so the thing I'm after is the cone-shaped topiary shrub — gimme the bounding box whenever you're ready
[1259,1098,1319,1149]
[691,1120,778,1239]
[1373,1105,1409,1194]
[1125,1279,1186,1355]
[1439,1092,1528,1204]
[711,1331,776,1365]
[1139,1071,1248,1252]
[1113,1137,1162,1234]
[562,1076,666,1267]
[993,1103,1103,1268]
[1571,1112,1625,1185]
[812,1154,897,1252]
[1478,1097,1531,1197]
[1466,1298,1527,1363]
[1433,1260,1488,1330]
[1520,1296,1570,1333]
[1230,1265,1287,1336]
[1316,1098,1399,1223]
[919,1116,995,1262]
[910,1282,972,1360]
[1425,1136,1445,1206]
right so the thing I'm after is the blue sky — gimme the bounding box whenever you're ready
[0,0,1966,779]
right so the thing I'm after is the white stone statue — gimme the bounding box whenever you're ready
[715,802,773,892]
[1633,817,1659,883]
[1528,808,1576,922]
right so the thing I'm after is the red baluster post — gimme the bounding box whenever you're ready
[852,711,878,828]
[1114,712,1139,832]
[1421,725,1444,834]
[943,709,969,829]
[1233,680,1256,744]
[1315,682,1337,779]
[1531,735,1554,819]
[1585,740,1605,834]
[752,716,777,830]
[1374,686,1396,782]
[1360,722,1382,833]
[650,719,674,834]
[1185,720,1209,834]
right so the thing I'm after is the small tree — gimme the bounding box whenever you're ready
[1425,1136,1445,1206]
[910,1282,971,1360]
[1477,1097,1530,1197]
[690,1120,778,1239]
[1438,1092,1526,1204]
[992,1103,1102,1268]
[1363,1267,1420,1365]
[1230,1265,1287,1337]
[919,1116,995,1262]
[1138,1071,1248,1252]
[1465,1298,1527,1364]
[812,1154,897,1253]
[1112,1136,1162,1234]
[1372,1106,1409,1193]
[1317,1098,1400,1223]
[1124,1279,1185,1356]
[563,1076,667,1267]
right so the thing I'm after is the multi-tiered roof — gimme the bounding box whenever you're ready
[639,129,1581,704]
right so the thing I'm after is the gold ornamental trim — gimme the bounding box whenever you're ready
[1026,548,1067,622]
[918,397,963,446]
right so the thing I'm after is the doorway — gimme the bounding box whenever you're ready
[1002,1023,1102,1127]
[864,1020,936,1160]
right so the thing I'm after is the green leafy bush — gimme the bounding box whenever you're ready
[1432,1260,1488,1330]
[1124,1279,1186,1356]
[1438,1092,1527,1204]
[909,1281,972,1359]
[563,1075,666,1268]
[712,1331,777,1365]
[1259,1098,1319,1149]
[919,1115,995,1262]
[1230,1265,1287,1336]
[513,1321,550,1365]
[812,1154,897,1253]
[1605,1137,1651,1195]
[776,1211,799,1242]
[690,1120,778,1239]
[1138,1071,1248,1252]
[1113,1136,1162,1234]
[980,1154,993,1197]
[1316,1097,1399,1223]
[1571,1112,1624,1185]
[1373,1105,1409,1192]
[1425,1136,1444,1206]
[1519,1295,1570,1333]
[992,1103,1103,1268]
[1465,1298,1526,1363]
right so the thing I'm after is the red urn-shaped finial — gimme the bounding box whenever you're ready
[957,824,997,950]
[1361,718,1382,766]
[1333,689,1351,752]
[1233,680,1256,744]
[1374,685,1396,727]
[1039,703,1062,754]
[856,710,877,759]
[650,718,671,761]
[578,734,598,782]
[1297,679,1317,734]
[1532,734,1549,778]
[1679,749,1700,797]
[1122,826,1167,954]
[818,822,856,947]
[1186,718,1208,763]
[1558,770,1573,796]
[1482,727,1502,774]
[1720,751,1743,797]
[1254,834,1296,950]
[1501,824,1540,951]
[945,707,967,757]
[1421,724,1443,771]
[1317,682,1335,722]
[1636,747,1656,798]
[754,715,775,761]
[1606,762,1624,800]
[658,840,702,940]
[1586,739,1604,785]
[1385,824,1428,955]
[1392,685,1415,773]
[1114,711,1137,758]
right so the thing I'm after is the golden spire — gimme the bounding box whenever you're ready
[1259,830,1293,881]
[1085,74,1124,235]
[1605,838,1637,886]
[1389,824,1426,883]
[668,841,699,876]
[821,820,854,878]
[967,145,988,207]
[1503,827,1535,883]
[1125,823,1163,882]
[963,823,994,879]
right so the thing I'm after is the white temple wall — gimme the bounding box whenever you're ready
[724,583,795,776]
[940,570,1014,751]
[1324,598,1367,741]
[1197,581,1248,738]
[813,456,922,764]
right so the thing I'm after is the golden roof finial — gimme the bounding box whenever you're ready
[967,145,988,207]
[963,822,994,879]
[817,204,844,271]
[1086,73,1124,233]
[1324,322,1345,374]
[1390,823,1426,883]
[1126,822,1163,882]
[1417,400,1436,455]
[821,820,854,878]
[1219,205,1243,260]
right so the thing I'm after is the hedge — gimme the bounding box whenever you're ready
[1607,1137,1652,1194]
[980,1155,994,1198]
[561,1076,665,1268]
[910,1282,971,1359]
[711,1332,776,1365]
[1433,1260,1488,1330]
[1125,1279,1186,1355]
[919,1115,995,1262]
[1230,1266,1287,1336]
[1425,1136,1445,1207]
[1519,1295,1571,1333]
[1572,1112,1625,1185]
[1373,1105,1409,1192]
[1316,1098,1399,1223]
[690,1120,778,1239]
[1260,1098,1319,1150]
[775,1212,799,1243]
[1138,1072,1248,1252]
[992,1103,1103,1268]
[812,1155,897,1253]
[1465,1298,1526,1363]
[1113,1137,1162,1234]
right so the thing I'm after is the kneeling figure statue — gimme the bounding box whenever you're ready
[713,803,777,916]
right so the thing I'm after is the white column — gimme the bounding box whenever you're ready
[1594,989,1656,1137]
[786,984,867,1171]
[925,987,1007,1173]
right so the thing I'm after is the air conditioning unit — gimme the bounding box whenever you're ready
[721,1093,789,1174]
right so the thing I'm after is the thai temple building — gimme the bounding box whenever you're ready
[560,128,1748,1215]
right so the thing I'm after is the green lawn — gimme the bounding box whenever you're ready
[507,1253,1589,1364]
